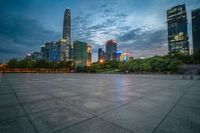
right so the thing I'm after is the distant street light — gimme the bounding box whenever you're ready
[99,59,104,64]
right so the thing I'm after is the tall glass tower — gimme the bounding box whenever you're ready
[63,8,71,46]
[167,4,189,54]
[73,41,90,67]
[106,40,117,61]
[192,8,200,54]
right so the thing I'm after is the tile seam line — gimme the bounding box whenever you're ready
[97,84,173,116]
[52,115,134,133]
[96,116,136,133]
[151,85,192,133]
[5,78,39,133]
[32,78,175,118]
[30,79,176,118]
[52,116,96,133]
[27,82,97,116]
[26,81,110,133]
[25,80,137,133]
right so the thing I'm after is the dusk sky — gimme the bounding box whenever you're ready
[0,0,200,62]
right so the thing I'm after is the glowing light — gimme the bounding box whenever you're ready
[124,52,129,56]
[26,53,31,56]
[116,51,123,54]
[99,59,104,63]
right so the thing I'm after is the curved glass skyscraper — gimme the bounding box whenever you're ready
[63,8,72,61]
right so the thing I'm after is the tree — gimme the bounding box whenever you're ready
[167,60,182,72]
[119,62,128,72]
[139,62,152,72]
[7,59,18,68]
[76,66,87,73]
[17,59,34,68]
[32,60,49,68]
[107,60,119,68]
[66,61,75,70]
[90,64,101,72]
[149,57,164,72]
[128,61,139,72]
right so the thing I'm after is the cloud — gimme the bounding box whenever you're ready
[117,28,168,57]
[0,13,59,62]
[118,28,143,42]
[132,46,168,58]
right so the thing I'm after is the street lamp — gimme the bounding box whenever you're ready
[99,59,104,64]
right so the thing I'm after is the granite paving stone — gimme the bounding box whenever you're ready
[153,106,200,133]
[0,93,19,108]
[0,117,36,133]
[0,73,199,133]
[0,105,25,122]
[23,99,67,114]
[29,107,93,133]
[56,117,132,133]
[100,98,177,133]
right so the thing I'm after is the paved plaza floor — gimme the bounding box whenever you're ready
[0,73,200,133]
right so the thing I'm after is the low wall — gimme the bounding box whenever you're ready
[0,68,70,73]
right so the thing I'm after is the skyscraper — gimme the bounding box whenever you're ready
[49,42,60,62]
[106,40,117,61]
[192,8,200,54]
[63,8,71,46]
[87,45,92,67]
[40,40,70,62]
[167,4,189,54]
[98,48,106,63]
[31,52,42,61]
[58,39,71,61]
[73,41,92,67]
[41,42,52,61]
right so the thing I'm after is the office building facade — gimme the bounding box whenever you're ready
[192,8,200,54]
[98,48,106,63]
[87,45,92,66]
[49,42,60,62]
[167,4,189,54]
[41,42,51,61]
[41,40,71,62]
[73,41,92,67]
[31,52,42,61]
[58,38,71,61]
[106,40,117,61]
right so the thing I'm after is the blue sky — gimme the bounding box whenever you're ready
[0,0,200,62]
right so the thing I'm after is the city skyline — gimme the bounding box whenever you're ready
[0,0,200,62]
